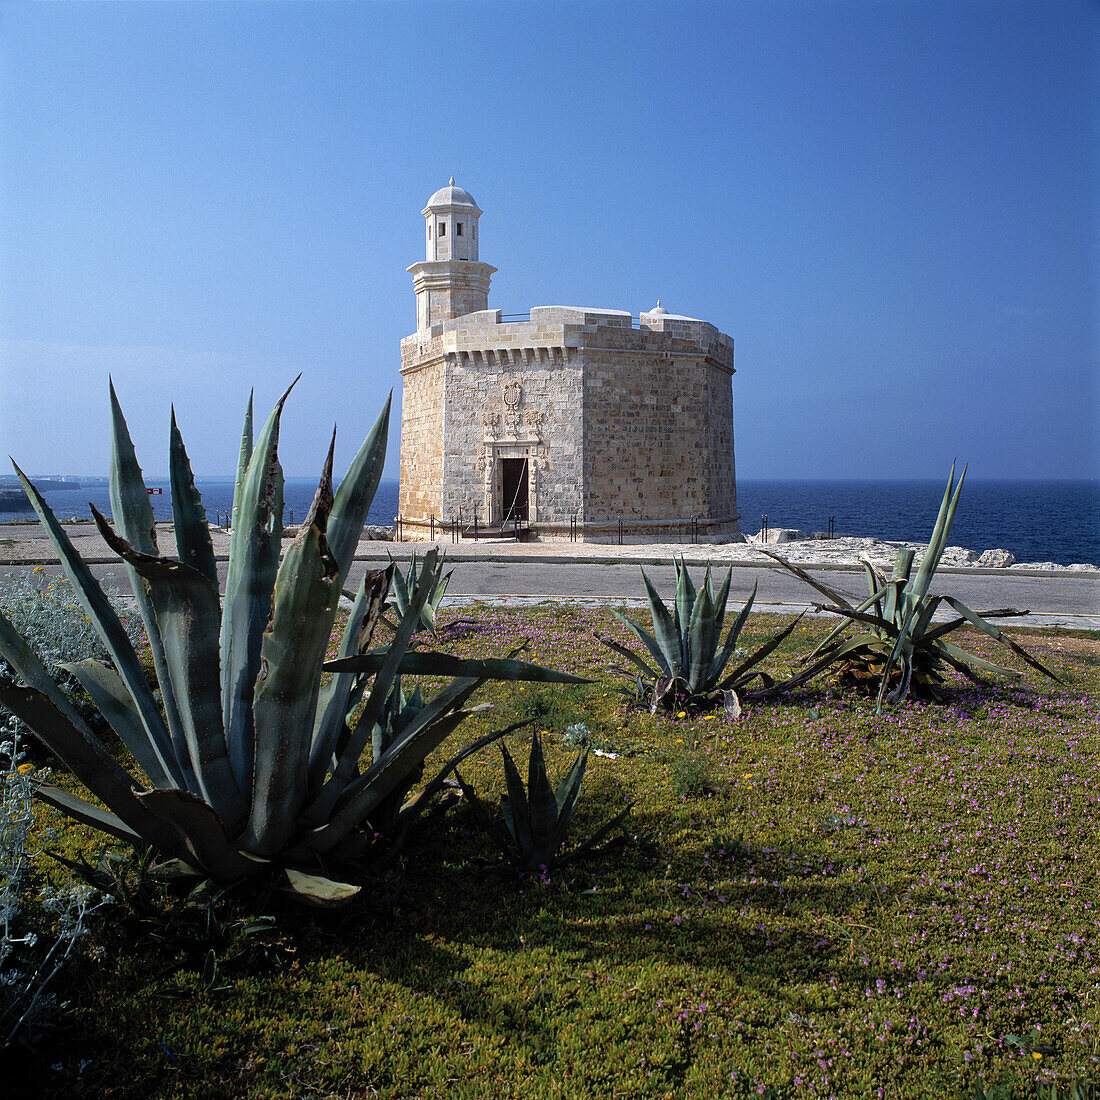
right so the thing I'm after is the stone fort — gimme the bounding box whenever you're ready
[398,180,745,543]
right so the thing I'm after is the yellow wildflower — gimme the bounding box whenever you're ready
[677,711,687,719]
[33,565,44,573]
[1032,1052,1043,1061]
[17,762,35,775]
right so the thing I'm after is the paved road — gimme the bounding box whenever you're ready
[33,555,1100,625]
[373,559,1100,622]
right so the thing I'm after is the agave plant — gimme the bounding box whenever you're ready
[596,559,802,713]
[0,381,585,904]
[386,551,452,636]
[755,464,1060,712]
[455,730,631,876]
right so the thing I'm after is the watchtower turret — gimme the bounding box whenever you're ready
[408,178,496,330]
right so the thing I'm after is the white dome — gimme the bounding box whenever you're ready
[426,178,479,209]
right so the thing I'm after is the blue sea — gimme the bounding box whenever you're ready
[735,480,1099,567]
[3,477,1098,566]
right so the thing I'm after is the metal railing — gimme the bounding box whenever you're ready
[391,512,727,545]
[498,312,646,329]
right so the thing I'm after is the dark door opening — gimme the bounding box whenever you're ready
[500,458,529,522]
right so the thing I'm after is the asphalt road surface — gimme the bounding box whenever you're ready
[374,559,1100,621]
[31,556,1100,623]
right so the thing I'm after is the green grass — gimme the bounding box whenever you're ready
[7,603,1100,1098]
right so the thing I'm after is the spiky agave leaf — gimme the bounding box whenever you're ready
[685,578,716,693]
[388,549,452,635]
[169,407,217,586]
[308,566,392,793]
[245,433,341,855]
[231,390,253,534]
[525,731,559,861]
[108,382,195,794]
[61,660,173,789]
[640,567,682,674]
[324,651,592,682]
[395,717,534,838]
[672,558,696,670]
[499,738,535,862]
[91,506,246,834]
[707,580,756,685]
[326,393,390,582]
[12,462,185,789]
[875,465,965,711]
[301,548,445,828]
[936,597,1060,684]
[221,378,295,791]
[550,749,588,855]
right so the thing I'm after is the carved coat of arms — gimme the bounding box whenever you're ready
[502,380,522,409]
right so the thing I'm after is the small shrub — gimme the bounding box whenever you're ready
[0,570,142,680]
[669,748,714,798]
[0,571,142,761]
[0,731,104,1047]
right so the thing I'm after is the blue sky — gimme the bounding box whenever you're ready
[1,0,1096,481]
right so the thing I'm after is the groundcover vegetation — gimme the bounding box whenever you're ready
[6,602,1100,1099]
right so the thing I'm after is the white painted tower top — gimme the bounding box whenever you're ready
[422,178,481,262]
[424,178,481,213]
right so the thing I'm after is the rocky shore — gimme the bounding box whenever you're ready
[739,530,1098,572]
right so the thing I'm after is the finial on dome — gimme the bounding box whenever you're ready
[449,176,455,186]
[656,299,662,307]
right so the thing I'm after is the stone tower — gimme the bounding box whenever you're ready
[398,182,744,544]
[406,178,497,332]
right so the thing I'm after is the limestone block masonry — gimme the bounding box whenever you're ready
[399,182,745,543]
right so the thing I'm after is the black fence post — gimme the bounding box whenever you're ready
[430,514,435,541]
[618,517,623,546]
[473,511,478,541]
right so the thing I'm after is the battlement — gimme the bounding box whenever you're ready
[401,304,735,374]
